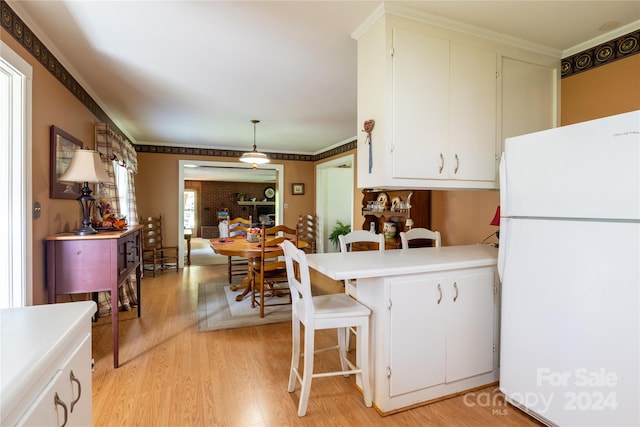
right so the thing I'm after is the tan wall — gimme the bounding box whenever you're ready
[3,30,103,305]
[431,190,500,246]
[135,152,315,247]
[561,55,640,125]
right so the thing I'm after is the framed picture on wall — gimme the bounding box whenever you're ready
[50,125,83,199]
[292,183,305,195]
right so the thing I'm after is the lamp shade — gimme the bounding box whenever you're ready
[490,206,501,226]
[59,149,110,183]
[239,119,269,168]
[239,151,270,165]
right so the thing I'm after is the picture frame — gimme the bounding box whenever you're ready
[50,125,83,199]
[292,183,305,195]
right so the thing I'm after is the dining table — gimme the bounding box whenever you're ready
[209,236,307,301]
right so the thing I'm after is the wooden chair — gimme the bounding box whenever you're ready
[141,215,179,276]
[399,228,442,249]
[280,239,372,416]
[227,216,252,283]
[250,222,298,318]
[296,214,317,253]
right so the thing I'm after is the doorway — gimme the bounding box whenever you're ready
[316,154,354,253]
[177,160,284,267]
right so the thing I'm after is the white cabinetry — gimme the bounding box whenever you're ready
[382,268,497,403]
[392,29,497,183]
[1,301,96,426]
[354,11,559,190]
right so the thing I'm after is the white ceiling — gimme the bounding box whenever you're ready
[9,0,640,158]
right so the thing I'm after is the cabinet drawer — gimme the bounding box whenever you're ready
[117,231,140,280]
[16,334,92,426]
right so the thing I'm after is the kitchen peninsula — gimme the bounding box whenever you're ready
[305,245,500,414]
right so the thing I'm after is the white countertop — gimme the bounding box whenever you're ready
[305,244,498,280]
[1,301,96,419]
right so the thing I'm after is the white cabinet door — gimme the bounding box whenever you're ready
[391,28,449,181]
[501,57,557,146]
[389,275,446,396]
[449,43,497,182]
[446,269,496,382]
[388,268,496,397]
[391,29,497,183]
[17,335,92,427]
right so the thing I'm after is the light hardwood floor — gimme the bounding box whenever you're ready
[91,264,543,426]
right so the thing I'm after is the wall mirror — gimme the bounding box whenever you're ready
[50,125,83,199]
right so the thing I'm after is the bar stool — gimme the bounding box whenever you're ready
[280,240,372,417]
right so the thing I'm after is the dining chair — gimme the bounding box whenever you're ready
[296,213,318,253]
[140,215,179,276]
[399,227,442,249]
[250,222,297,318]
[280,239,372,416]
[227,216,252,283]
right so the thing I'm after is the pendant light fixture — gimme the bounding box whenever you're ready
[239,119,269,169]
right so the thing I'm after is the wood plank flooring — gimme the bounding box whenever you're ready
[91,264,543,426]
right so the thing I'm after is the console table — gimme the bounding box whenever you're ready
[45,225,142,368]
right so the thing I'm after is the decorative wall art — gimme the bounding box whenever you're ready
[292,183,305,195]
[50,125,83,199]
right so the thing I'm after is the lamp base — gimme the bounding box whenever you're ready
[74,225,97,236]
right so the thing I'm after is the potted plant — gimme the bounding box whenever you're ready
[236,192,248,202]
[328,220,351,249]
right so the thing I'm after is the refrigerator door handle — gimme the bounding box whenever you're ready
[499,153,506,211]
[497,218,508,281]
[497,153,507,281]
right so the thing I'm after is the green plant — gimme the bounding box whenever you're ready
[236,192,248,201]
[328,220,351,249]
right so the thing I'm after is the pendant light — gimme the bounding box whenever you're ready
[239,119,269,169]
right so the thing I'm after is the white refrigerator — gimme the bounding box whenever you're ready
[498,110,640,426]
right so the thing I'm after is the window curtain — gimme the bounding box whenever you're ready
[95,122,139,317]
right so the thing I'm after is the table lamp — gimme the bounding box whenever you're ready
[489,205,500,239]
[59,149,111,235]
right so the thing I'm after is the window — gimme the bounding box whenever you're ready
[184,189,196,230]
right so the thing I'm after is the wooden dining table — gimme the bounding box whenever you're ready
[209,236,307,301]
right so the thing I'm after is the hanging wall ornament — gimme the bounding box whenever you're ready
[363,119,375,173]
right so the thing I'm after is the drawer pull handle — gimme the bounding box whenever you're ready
[439,153,444,173]
[69,370,81,413]
[454,154,459,174]
[437,283,442,304]
[54,392,68,427]
[453,282,459,302]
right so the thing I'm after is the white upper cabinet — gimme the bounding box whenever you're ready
[355,12,559,190]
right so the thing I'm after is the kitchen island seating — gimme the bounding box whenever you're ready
[338,230,385,299]
[400,228,442,249]
[227,216,252,283]
[280,240,372,416]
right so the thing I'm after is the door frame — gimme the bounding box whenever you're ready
[315,154,354,253]
[177,160,283,267]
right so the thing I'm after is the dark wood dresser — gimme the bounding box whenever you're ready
[45,225,142,368]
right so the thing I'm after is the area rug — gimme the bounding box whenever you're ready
[197,282,292,332]
[189,238,228,266]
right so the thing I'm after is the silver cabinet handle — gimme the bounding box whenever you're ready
[54,392,68,427]
[454,154,459,174]
[437,283,442,304]
[439,153,444,173]
[453,282,459,302]
[69,370,81,413]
